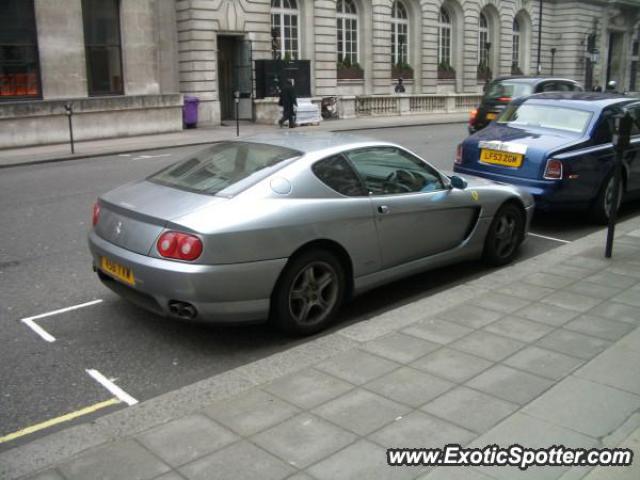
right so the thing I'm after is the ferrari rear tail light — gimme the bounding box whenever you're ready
[543,158,563,180]
[157,231,203,261]
[92,202,101,227]
[469,108,478,126]
[497,96,512,103]
[455,144,463,165]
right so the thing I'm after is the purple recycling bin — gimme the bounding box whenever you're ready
[183,96,200,128]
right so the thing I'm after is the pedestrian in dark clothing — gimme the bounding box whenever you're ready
[278,79,297,128]
[394,78,405,94]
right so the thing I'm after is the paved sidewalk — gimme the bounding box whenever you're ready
[0,113,468,168]
[2,219,640,480]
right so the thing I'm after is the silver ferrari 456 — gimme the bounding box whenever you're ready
[89,133,533,335]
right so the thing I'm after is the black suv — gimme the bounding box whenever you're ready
[468,76,584,133]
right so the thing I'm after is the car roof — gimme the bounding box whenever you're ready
[521,92,632,111]
[240,131,387,154]
[492,76,581,85]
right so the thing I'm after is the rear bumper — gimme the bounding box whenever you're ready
[88,231,287,323]
[453,166,592,211]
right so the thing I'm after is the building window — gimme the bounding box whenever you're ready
[337,0,358,64]
[438,7,452,67]
[0,0,40,99]
[512,18,521,70]
[478,12,490,67]
[82,0,123,96]
[271,0,299,60]
[391,0,409,65]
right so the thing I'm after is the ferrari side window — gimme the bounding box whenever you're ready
[312,155,367,196]
[345,147,445,195]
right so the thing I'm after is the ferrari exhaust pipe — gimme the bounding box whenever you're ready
[168,301,197,320]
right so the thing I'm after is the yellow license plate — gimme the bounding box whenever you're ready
[100,257,135,286]
[480,149,523,168]
[486,112,498,120]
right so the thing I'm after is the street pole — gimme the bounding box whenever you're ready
[550,48,556,75]
[537,0,543,74]
[605,112,632,258]
[234,91,240,137]
[64,103,75,154]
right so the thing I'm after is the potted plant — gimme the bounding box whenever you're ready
[391,62,414,80]
[477,61,492,81]
[511,63,524,75]
[337,56,364,80]
[437,61,456,80]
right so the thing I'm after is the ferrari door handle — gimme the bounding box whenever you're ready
[377,205,389,214]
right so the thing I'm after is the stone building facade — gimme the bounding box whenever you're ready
[1,0,639,148]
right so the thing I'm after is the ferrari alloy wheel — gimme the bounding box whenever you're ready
[272,249,345,336]
[483,203,525,266]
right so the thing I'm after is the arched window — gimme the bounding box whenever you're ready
[271,0,299,60]
[512,18,521,71]
[337,0,358,64]
[391,0,409,65]
[438,6,452,67]
[478,12,490,67]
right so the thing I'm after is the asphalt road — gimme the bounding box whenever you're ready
[1,123,638,450]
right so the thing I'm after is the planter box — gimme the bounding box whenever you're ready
[437,69,456,80]
[391,67,414,80]
[337,66,364,80]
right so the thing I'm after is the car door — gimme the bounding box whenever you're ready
[344,146,478,269]
[624,103,640,193]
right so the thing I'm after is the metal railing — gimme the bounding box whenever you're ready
[356,96,400,116]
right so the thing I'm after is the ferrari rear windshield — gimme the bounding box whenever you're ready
[148,142,301,195]
[497,104,593,133]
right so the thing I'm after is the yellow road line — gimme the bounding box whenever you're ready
[0,398,120,444]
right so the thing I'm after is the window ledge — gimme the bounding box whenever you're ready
[338,78,365,85]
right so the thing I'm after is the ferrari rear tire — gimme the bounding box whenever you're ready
[271,249,346,336]
[483,203,525,266]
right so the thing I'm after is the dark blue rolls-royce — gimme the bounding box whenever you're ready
[454,92,640,223]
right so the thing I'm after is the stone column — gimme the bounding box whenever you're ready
[121,0,160,95]
[420,0,438,94]
[371,0,392,95]
[34,0,87,99]
[314,0,338,97]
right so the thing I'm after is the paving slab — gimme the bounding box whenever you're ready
[262,368,353,409]
[610,288,640,308]
[136,414,238,468]
[523,376,640,438]
[369,411,476,450]
[483,316,554,343]
[362,332,441,363]
[436,304,504,329]
[203,389,300,436]
[178,440,295,480]
[307,439,422,480]
[422,386,519,434]
[364,367,455,408]
[316,349,400,385]
[152,473,186,480]
[515,303,581,326]
[420,467,498,479]
[565,280,625,300]
[494,283,554,301]
[587,301,640,324]
[251,413,356,469]
[536,329,612,360]
[466,365,554,405]
[522,272,576,289]
[22,471,66,480]
[503,346,584,381]
[574,345,640,395]
[563,315,636,342]
[544,264,598,279]
[468,293,532,314]
[469,413,598,480]
[540,291,603,313]
[311,388,410,436]
[583,271,638,289]
[449,331,525,362]
[58,439,171,480]
[410,348,494,383]
[401,318,474,345]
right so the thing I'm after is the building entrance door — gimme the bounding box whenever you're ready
[607,32,624,88]
[217,35,253,121]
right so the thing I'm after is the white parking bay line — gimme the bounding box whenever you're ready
[86,369,138,406]
[20,299,103,343]
[528,232,572,244]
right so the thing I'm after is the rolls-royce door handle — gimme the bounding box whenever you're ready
[377,205,389,214]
